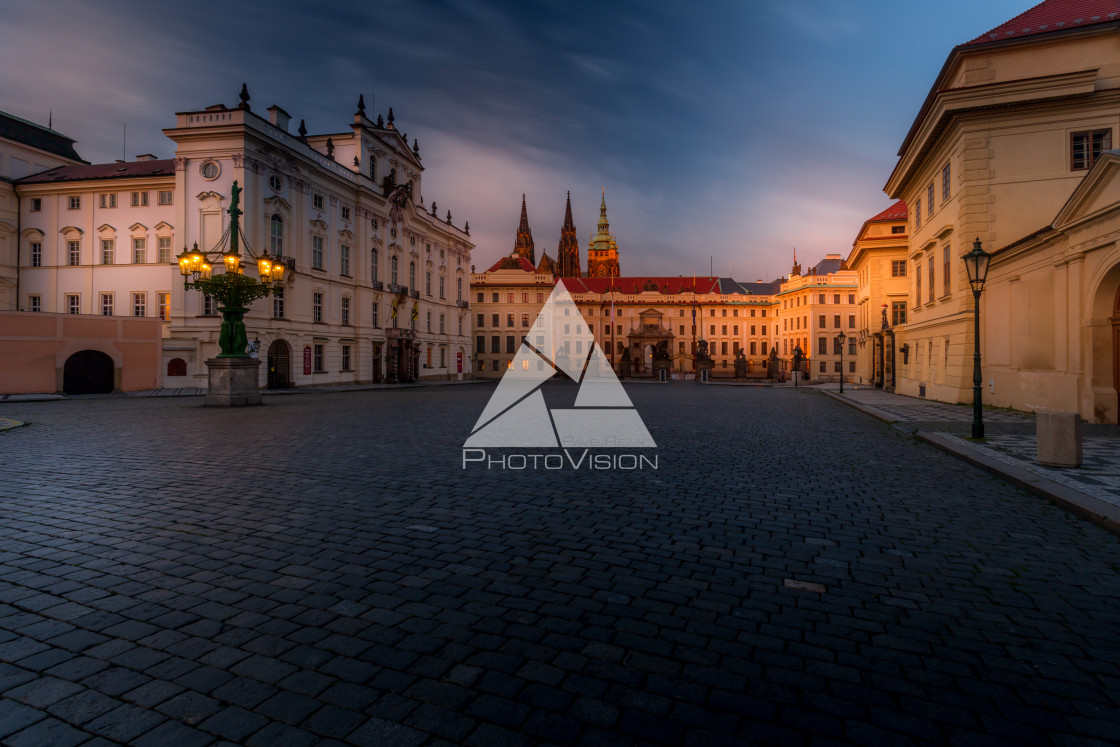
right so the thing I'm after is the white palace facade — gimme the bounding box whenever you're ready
[9,90,473,389]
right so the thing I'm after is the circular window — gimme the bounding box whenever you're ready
[268,174,283,192]
[200,161,220,180]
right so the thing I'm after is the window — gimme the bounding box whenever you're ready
[457,278,462,302]
[369,157,376,181]
[818,314,825,327]
[100,293,113,316]
[131,191,149,207]
[99,193,117,208]
[158,292,170,321]
[313,344,324,372]
[507,313,514,327]
[848,294,855,304]
[132,292,146,317]
[30,242,41,267]
[891,226,905,235]
[942,245,951,296]
[927,183,934,218]
[313,292,324,323]
[341,206,351,221]
[850,361,856,373]
[928,257,934,302]
[158,237,172,263]
[312,236,324,270]
[409,261,416,290]
[313,193,324,210]
[506,336,515,354]
[439,276,445,299]
[492,293,499,303]
[849,340,856,355]
[891,260,906,277]
[818,336,827,353]
[203,296,216,315]
[835,361,842,373]
[1072,129,1111,170]
[29,295,41,312]
[492,313,499,326]
[833,294,840,305]
[371,248,379,282]
[30,198,41,212]
[491,336,499,353]
[819,361,826,372]
[270,215,283,255]
[68,240,80,266]
[426,271,432,295]
[750,342,756,355]
[101,239,114,265]
[342,345,352,371]
[476,336,485,353]
[200,161,220,180]
[67,294,80,314]
[440,314,445,334]
[916,265,922,305]
[68,195,81,210]
[391,255,399,285]
[340,245,351,276]
[477,313,485,328]
[133,237,146,264]
[341,297,351,325]
[942,163,951,200]
[892,301,907,326]
[818,294,825,304]
[372,300,379,327]
[848,314,855,328]
[521,313,529,327]
[915,199,921,229]
[158,190,173,205]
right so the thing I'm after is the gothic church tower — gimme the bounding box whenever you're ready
[586,191,620,278]
[512,194,535,265]
[556,191,581,278]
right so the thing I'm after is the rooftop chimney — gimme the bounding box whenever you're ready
[267,105,291,133]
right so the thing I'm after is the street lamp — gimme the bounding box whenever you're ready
[962,237,991,439]
[837,330,847,393]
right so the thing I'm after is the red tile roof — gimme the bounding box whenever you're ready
[869,200,907,222]
[561,276,722,295]
[18,159,175,184]
[484,255,537,273]
[966,0,1120,46]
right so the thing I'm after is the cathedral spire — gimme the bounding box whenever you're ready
[512,194,536,265]
[587,190,620,278]
[556,190,581,278]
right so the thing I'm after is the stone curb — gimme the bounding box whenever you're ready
[821,390,1120,537]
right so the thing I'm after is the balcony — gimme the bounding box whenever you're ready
[387,283,407,295]
[371,280,384,291]
[409,289,420,299]
[456,300,469,309]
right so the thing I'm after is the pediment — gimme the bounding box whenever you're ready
[59,225,83,236]
[196,191,224,205]
[154,221,173,232]
[309,219,328,232]
[97,223,116,235]
[129,222,148,233]
[263,195,292,215]
[338,228,354,240]
[1054,152,1120,230]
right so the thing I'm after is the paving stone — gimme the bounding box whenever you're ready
[4,716,88,747]
[84,703,166,742]
[347,717,428,747]
[0,699,47,739]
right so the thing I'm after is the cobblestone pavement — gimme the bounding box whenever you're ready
[2,384,1120,746]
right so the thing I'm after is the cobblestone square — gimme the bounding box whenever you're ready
[2,384,1120,745]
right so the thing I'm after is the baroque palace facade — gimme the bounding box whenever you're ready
[6,89,473,390]
[845,0,1120,422]
[471,195,862,380]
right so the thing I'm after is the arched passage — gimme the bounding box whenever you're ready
[63,350,114,395]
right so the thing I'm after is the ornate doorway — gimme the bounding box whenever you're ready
[267,340,291,389]
[63,350,114,394]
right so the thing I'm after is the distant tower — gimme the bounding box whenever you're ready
[556,191,581,277]
[513,194,535,265]
[586,191,620,278]
[791,248,802,277]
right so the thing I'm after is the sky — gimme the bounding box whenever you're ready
[0,0,1031,279]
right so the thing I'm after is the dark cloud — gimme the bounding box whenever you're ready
[0,0,1028,275]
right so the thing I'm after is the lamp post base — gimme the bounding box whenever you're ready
[204,357,262,406]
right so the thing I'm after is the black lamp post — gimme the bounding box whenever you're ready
[837,330,847,393]
[962,237,992,439]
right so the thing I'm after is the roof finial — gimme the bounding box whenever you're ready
[297,119,307,141]
[48,110,52,130]
[326,137,335,160]
[386,107,395,128]
[357,94,366,116]
[238,83,251,111]
[412,138,420,158]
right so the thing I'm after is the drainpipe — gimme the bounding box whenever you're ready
[14,191,20,310]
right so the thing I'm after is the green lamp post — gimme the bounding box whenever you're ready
[177,181,286,357]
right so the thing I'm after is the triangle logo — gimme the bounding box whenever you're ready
[466,283,656,448]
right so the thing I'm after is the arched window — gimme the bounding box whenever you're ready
[371,248,378,283]
[456,277,462,301]
[166,358,187,376]
[409,261,416,290]
[270,214,283,255]
[391,255,399,285]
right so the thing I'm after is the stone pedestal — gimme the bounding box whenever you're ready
[1037,411,1082,467]
[205,358,262,406]
[734,359,747,379]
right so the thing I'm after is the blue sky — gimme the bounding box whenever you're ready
[1,0,1030,278]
